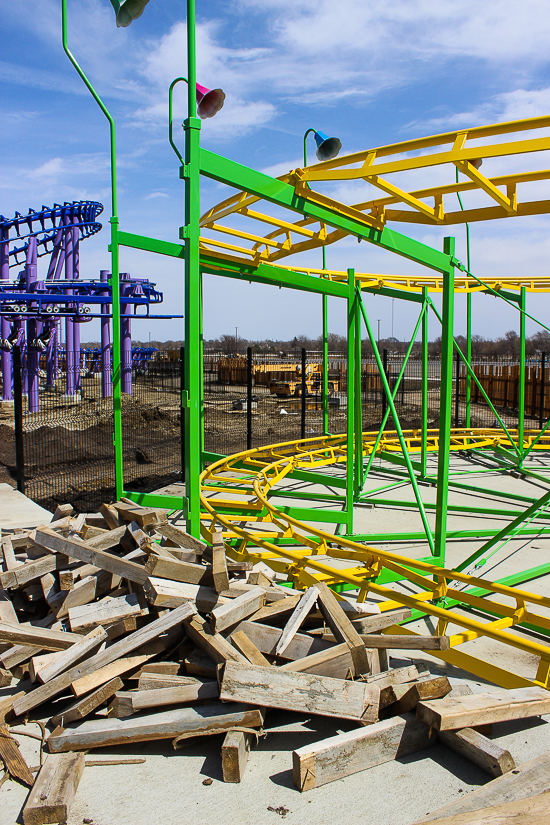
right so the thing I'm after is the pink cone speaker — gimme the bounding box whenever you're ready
[196,84,226,119]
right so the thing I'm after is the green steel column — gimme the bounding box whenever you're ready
[518,287,526,464]
[421,287,428,477]
[434,237,455,563]
[466,292,472,428]
[183,0,202,536]
[354,287,363,496]
[346,268,355,534]
[322,246,329,435]
[199,270,205,462]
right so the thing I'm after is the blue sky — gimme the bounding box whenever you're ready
[1,0,550,345]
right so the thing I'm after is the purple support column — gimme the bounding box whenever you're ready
[25,237,41,413]
[45,323,58,389]
[100,269,112,397]
[72,226,81,391]
[64,218,75,395]
[0,227,12,400]
[120,273,132,394]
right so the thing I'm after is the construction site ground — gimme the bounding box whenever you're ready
[2,454,550,825]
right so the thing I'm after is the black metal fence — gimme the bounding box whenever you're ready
[1,346,547,512]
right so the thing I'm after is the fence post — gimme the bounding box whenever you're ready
[301,347,306,440]
[13,345,25,494]
[541,351,546,430]
[247,346,253,450]
[382,348,388,421]
[454,348,460,428]
[180,345,185,483]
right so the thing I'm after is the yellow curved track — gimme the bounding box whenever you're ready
[200,115,550,294]
[200,428,550,690]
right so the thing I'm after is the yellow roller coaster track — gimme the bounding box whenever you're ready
[199,115,550,293]
[200,428,550,691]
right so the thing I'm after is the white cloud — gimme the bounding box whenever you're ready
[144,191,169,200]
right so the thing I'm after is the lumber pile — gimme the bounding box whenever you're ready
[1,502,549,822]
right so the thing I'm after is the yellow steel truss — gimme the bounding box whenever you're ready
[200,429,550,691]
[199,115,550,289]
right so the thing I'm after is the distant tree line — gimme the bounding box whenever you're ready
[84,329,550,359]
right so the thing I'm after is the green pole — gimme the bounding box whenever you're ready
[354,287,363,496]
[421,287,428,477]
[346,269,355,534]
[61,0,123,500]
[466,292,472,428]
[434,238,455,563]
[322,246,329,436]
[518,287,526,464]
[358,297,435,554]
[183,0,202,536]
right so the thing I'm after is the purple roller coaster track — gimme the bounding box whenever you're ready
[0,201,172,412]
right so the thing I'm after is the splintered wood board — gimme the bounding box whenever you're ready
[417,687,550,731]
[22,753,85,825]
[293,713,435,791]
[47,703,264,752]
[220,661,379,722]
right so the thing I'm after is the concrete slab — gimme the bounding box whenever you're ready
[0,483,51,532]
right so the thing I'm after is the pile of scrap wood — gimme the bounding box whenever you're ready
[1,500,550,824]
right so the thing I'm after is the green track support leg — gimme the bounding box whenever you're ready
[345,269,355,534]
[434,238,455,563]
[518,287,526,466]
[466,291,472,428]
[183,0,202,537]
[421,287,428,478]
[354,290,363,497]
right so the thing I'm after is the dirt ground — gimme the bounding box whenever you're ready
[0,372,533,512]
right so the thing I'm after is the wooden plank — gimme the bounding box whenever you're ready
[0,723,34,786]
[137,673,197,690]
[220,661,379,722]
[0,666,11,686]
[211,587,266,633]
[52,504,75,522]
[222,729,254,783]
[275,587,319,656]
[131,680,219,710]
[279,642,356,679]
[99,503,121,529]
[232,620,333,661]
[389,676,451,715]
[22,752,85,825]
[156,522,208,553]
[184,615,249,665]
[68,594,145,633]
[50,677,124,727]
[438,727,516,777]
[293,712,435,791]
[416,751,550,822]
[422,791,550,824]
[144,554,212,585]
[144,577,225,612]
[0,691,25,724]
[362,663,427,688]
[0,621,81,651]
[85,525,126,550]
[34,528,148,585]
[0,588,18,623]
[351,608,412,634]
[315,582,371,675]
[47,703,264,752]
[211,531,229,594]
[13,601,196,716]
[184,649,217,678]
[417,687,550,731]
[250,595,301,624]
[56,570,115,619]
[0,553,67,590]
[231,630,271,666]
[113,502,160,528]
[70,654,157,697]
[34,626,107,684]
[132,662,181,678]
